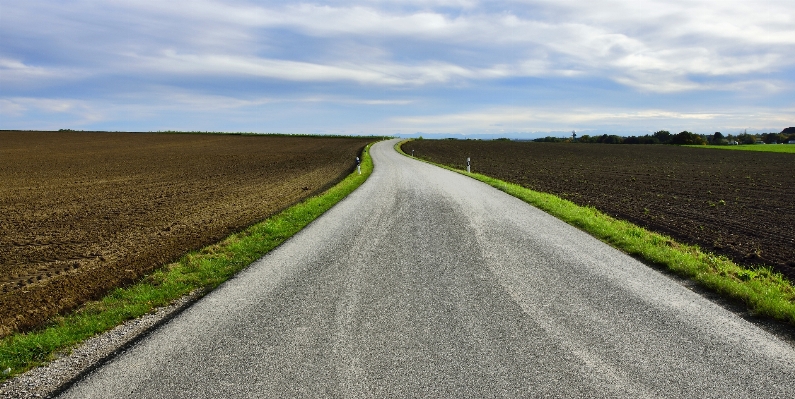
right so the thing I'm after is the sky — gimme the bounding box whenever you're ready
[1,0,794,138]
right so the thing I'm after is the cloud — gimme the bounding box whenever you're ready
[0,97,88,115]
[389,105,795,134]
[124,50,553,86]
[0,58,89,89]
[229,1,795,89]
[120,88,414,110]
[5,1,794,92]
[1,1,794,133]
[0,97,105,129]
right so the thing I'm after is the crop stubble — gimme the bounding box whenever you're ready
[0,131,371,337]
[404,140,795,282]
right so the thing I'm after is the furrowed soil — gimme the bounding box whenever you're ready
[404,140,795,282]
[0,131,372,337]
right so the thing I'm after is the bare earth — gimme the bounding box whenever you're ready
[0,131,371,337]
[404,140,795,282]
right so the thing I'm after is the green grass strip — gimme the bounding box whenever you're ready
[684,144,795,153]
[396,140,795,326]
[0,142,377,382]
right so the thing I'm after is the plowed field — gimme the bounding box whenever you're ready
[403,140,795,282]
[1,131,371,337]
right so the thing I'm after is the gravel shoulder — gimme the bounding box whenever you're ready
[0,290,202,399]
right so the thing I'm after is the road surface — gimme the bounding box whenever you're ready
[60,139,795,398]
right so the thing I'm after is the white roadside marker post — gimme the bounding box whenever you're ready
[411,150,414,157]
[356,156,361,174]
[467,157,470,173]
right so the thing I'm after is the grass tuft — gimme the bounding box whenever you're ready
[0,142,377,382]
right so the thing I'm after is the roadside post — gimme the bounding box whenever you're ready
[467,157,470,173]
[356,156,361,174]
[411,150,414,157]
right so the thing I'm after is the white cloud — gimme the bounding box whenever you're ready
[121,88,414,109]
[234,2,793,91]
[125,51,546,85]
[0,58,88,89]
[0,97,85,114]
[389,105,794,133]
[0,97,104,128]
[298,97,413,105]
[1,0,794,132]
[5,0,794,92]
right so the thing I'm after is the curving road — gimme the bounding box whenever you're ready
[60,139,795,398]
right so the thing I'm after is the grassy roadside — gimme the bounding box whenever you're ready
[396,140,795,327]
[684,144,795,153]
[0,142,377,382]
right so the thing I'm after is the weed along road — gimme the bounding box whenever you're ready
[59,139,795,398]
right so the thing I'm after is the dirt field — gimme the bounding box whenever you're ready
[403,140,795,282]
[0,131,372,337]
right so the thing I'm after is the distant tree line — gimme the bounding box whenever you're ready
[532,129,795,145]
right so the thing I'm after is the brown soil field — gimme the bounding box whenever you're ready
[0,131,372,337]
[404,140,795,282]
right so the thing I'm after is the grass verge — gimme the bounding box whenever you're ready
[396,140,795,327]
[684,144,795,153]
[0,142,377,382]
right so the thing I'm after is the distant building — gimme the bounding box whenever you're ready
[789,140,795,144]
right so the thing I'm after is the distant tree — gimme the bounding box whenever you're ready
[653,130,672,144]
[533,136,567,143]
[737,132,756,144]
[637,135,660,144]
[594,134,624,144]
[578,134,592,143]
[670,131,706,145]
[710,132,726,145]
[781,127,795,135]
[623,135,640,144]
[761,132,782,144]
[619,134,656,144]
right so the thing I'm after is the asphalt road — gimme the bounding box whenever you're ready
[60,139,795,398]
